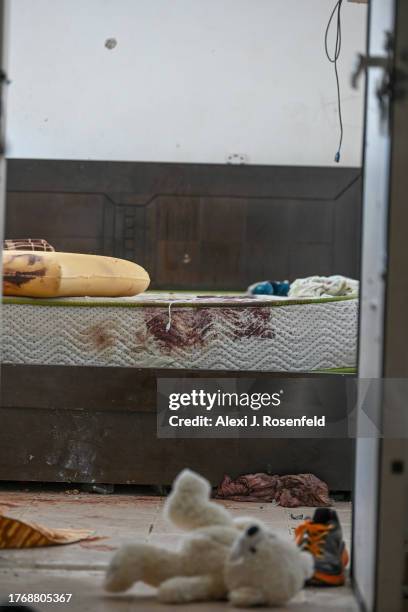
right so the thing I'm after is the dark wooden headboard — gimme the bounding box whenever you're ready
[6,160,361,290]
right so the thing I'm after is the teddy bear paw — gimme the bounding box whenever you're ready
[229,587,265,608]
[158,578,192,604]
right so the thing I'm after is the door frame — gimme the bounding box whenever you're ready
[353,0,408,610]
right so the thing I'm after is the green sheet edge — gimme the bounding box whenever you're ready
[1,294,358,309]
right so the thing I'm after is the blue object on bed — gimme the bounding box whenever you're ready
[248,280,290,296]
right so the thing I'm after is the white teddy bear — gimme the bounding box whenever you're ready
[104,469,313,607]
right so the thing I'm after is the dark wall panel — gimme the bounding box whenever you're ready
[0,364,353,489]
[6,160,361,290]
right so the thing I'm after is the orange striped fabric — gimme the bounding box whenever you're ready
[0,514,93,549]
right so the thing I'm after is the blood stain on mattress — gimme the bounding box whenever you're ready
[221,307,276,340]
[86,322,116,350]
[145,307,212,353]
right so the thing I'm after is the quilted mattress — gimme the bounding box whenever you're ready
[1,293,358,372]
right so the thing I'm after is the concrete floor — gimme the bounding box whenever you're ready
[0,486,357,611]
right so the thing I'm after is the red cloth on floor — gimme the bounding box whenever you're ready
[215,473,331,507]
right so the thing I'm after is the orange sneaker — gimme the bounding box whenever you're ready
[295,508,349,586]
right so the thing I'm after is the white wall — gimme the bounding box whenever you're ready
[5,0,367,166]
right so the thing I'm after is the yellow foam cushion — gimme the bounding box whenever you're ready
[3,250,150,298]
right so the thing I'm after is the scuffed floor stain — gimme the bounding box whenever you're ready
[79,542,117,551]
[0,495,160,507]
[0,501,22,509]
[79,537,117,552]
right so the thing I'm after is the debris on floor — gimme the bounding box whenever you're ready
[0,514,93,548]
[291,513,305,520]
[0,486,354,611]
[80,484,115,495]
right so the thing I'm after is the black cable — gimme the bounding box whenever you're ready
[325,0,343,163]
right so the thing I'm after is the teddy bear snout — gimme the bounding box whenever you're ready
[246,525,260,537]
